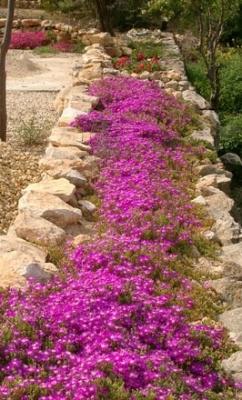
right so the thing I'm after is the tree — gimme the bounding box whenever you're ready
[185,0,240,110]
[41,0,114,35]
[146,0,240,110]
[0,0,15,142]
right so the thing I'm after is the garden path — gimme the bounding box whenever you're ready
[6,49,80,91]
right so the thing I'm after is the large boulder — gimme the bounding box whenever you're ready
[22,178,76,203]
[203,189,241,244]
[219,308,242,346]
[221,153,242,175]
[13,212,66,246]
[0,236,57,288]
[18,191,82,228]
[182,90,210,110]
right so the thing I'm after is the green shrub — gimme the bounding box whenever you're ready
[186,60,211,100]
[219,113,242,155]
[14,115,51,146]
[220,51,242,114]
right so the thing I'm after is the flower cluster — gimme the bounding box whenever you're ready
[10,31,48,49]
[113,43,162,73]
[0,77,237,399]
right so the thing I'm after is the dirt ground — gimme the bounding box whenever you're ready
[6,49,81,91]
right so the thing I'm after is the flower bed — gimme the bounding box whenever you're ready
[10,31,49,50]
[0,77,238,399]
[10,31,85,53]
[113,41,163,73]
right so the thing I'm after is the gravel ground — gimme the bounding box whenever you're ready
[0,91,58,234]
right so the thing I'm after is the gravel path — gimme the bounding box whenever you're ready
[0,47,80,234]
[0,91,58,234]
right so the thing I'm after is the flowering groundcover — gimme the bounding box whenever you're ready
[10,31,49,50]
[0,77,238,399]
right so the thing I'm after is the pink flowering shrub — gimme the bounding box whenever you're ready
[10,31,48,49]
[0,77,238,399]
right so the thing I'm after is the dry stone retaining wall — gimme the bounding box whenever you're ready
[1,27,242,391]
[0,0,40,7]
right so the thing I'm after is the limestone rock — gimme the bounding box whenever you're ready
[196,175,218,193]
[103,67,120,76]
[202,110,220,129]
[80,47,112,66]
[191,195,207,206]
[191,128,214,147]
[222,351,242,382]
[46,168,88,187]
[82,155,101,179]
[182,90,210,110]
[212,216,241,245]
[39,158,86,173]
[219,308,242,337]
[54,84,89,114]
[13,212,66,246]
[57,107,84,127]
[205,189,233,214]
[73,233,92,246]
[203,188,240,244]
[21,19,41,27]
[216,174,231,195]
[208,278,242,307]
[166,70,181,81]
[62,170,87,187]
[44,145,86,160]
[79,200,97,219]
[82,32,114,47]
[75,63,103,84]
[0,236,55,287]
[48,127,91,152]
[19,262,57,281]
[197,257,242,279]
[196,164,228,177]
[18,191,82,228]
[22,178,76,203]
[222,243,242,266]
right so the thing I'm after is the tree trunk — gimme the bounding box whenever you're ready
[0,0,15,142]
[0,55,7,142]
[94,0,114,35]
[208,59,220,111]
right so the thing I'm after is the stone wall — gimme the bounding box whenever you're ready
[1,27,242,391]
[0,0,40,8]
